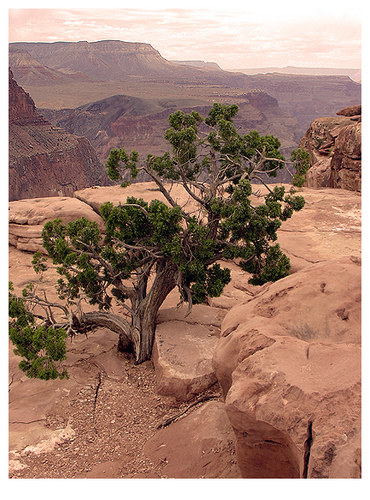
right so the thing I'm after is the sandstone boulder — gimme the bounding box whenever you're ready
[153,305,226,400]
[8,180,362,478]
[9,196,105,254]
[213,256,361,478]
[302,157,331,188]
[143,401,241,478]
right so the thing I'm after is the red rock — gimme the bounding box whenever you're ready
[299,110,361,191]
[143,401,241,478]
[213,256,361,478]
[74,182,200,214]
[75,182,361,277]
[9,68,46,125]
[336,105,361,117]
[329,121,361,191]
[304,157,331,188]
[9,196,105,254]
[9,324,122,454]
[9,69,108,201]
[152,306,222,401]
[8,181,362,478]
[75,460,127,478]
[275,186,361,272]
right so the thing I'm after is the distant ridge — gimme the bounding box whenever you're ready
[229,66,361,82]
[9,47,91,84]
[40,90,297,166]
[8,40,361,145]
[9,40,218,81]
[171,60,223,71]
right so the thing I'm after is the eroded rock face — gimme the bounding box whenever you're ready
[42,92,297,167]
[9,67,46,125]
[9,196,105,254]
[9,69,108,201]
[336,105,361,117]
[213,256,361,478]
[299,106,361,191]
[8,182,361,478]
[329,121,361,191]
[275,186,361,272]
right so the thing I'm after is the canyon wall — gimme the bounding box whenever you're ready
[9,69,109,201]
[9,41,361,147]
[41,91,298,171]
[300,105,361,192]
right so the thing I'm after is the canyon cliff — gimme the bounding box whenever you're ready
[300,105,361,191]
[9,69,109,201]
[41,90,298,166]
[9,40,361,146]
[8,39,361,480]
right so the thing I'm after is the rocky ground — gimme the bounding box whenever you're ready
[8,245,241,479]
[9,336,223,479]
[8,182,361,479]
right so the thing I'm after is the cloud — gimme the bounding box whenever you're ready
[8,7,361,69]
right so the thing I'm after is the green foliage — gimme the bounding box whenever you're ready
[290,148,310,187]
[32,251,48,273]
[9,282,68,380]
[9,103,307,372]
[313,136,325,150]
[77,104,307,293]
[105,103,308,191]
[106,149,139,180]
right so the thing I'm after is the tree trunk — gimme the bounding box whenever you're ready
[84,260,178,364]
[131,260,177,363]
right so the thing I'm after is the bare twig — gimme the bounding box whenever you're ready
[157,394,219,429]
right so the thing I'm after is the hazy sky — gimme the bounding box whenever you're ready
[8,1,362,70]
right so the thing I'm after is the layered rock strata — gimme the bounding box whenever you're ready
[9,196,105,254]
[41,91,297,166]
[9,69,108,201]
[300,105,361,191]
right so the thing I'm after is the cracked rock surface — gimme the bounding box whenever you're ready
[213,255,361,478]
[8,246,234,479]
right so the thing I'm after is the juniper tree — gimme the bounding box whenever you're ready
[9,103,309,377]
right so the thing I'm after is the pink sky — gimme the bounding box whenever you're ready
[8,1,362,70]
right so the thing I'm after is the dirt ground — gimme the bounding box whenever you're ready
[9,347,221,479]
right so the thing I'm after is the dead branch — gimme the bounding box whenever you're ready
[157,394,219,429]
